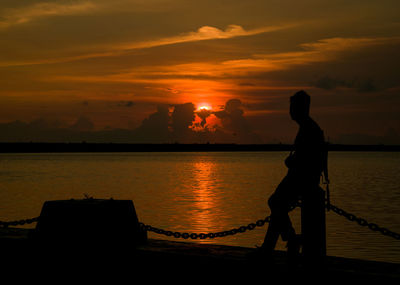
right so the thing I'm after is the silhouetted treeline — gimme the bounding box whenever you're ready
[0,142,399,153]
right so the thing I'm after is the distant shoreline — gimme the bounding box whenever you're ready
[0,142,399,153]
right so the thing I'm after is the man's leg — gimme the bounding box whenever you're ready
[261,210,280,254]
[261,177,296,252]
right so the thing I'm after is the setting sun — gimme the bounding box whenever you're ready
[197,105,211,111]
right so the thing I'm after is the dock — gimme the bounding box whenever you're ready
[1,227,399,281]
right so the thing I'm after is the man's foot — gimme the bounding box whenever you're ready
[246,246,274,262]
[286,234,302,261]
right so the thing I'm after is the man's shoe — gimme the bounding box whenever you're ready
[286,234,302,260]
[246,246,274,262]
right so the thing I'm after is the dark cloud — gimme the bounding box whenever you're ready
[1,95,399,145]
[314,76,378,93]
[133,105,170,143]
[141,105,170,130]
[238,82,256,87]
[131,103,196,143]
[70,116,95,132]
[196,109,211,127]
[117,101,135,107]
[171,103,196,137]
[106,101,135,108]
[214,99,247,132]
[214,99,261,143]
[314,76,345,90]
[335,129,400,145]
[0,99,265,143]
[0,118,94,142]
[29,117,65,130]
[132,100,262,143]
[356,78,377,93]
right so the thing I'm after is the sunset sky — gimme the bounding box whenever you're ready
[0,0,399,144]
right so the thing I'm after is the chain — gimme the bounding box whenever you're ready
[139,216,271,240]
[329,204,400,240]
[138,202,301,240]
[1,201,399,241]
[139,201,400,241]
[0,217,39,228]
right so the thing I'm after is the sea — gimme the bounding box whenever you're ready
[1,151,399,263]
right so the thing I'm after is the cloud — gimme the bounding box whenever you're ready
[133,105,170,142]
[117,101,135,107]
[314,76,378,92]
[5,95,399,145]
[0,116,94,142]
[0,1,97,29]
[214,99,261,143]
[214,99,245,131]
[335,130,400,145]
[196,109,212,128]
[132,99,262,143]
[0,24,294,67]
[28,117,65,130]
[299,37,395,53]
[116,24,293,51]
[171,103,196,136]
[218,36,400,74]
[70,116,95,132]
[60,36,398,85]
[356,78,377,93]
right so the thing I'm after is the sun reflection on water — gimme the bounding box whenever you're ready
[190,159,221,241]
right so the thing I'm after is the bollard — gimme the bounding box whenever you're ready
[301,186,326,264]
[34,198,147,249]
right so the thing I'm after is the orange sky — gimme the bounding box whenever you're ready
[0,0,399,144]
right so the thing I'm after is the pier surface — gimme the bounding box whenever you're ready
[1,227,399,281]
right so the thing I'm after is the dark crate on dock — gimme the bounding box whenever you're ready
[34,198,147,248]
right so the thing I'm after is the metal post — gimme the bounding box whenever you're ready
[301,186,326,263]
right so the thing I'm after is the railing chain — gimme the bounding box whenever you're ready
[139,216,272,240]
[1,201,399,240]
[0,217,38,228]
[329,204,400,240]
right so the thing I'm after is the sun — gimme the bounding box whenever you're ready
[197,104,211,111]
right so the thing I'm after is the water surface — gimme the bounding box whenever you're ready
[1,151,399,263]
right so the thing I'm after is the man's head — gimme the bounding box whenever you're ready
[290,90,310,122]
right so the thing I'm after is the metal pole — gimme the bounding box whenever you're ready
[301,187,326,263]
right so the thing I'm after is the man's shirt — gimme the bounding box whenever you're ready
[286,117,325,185]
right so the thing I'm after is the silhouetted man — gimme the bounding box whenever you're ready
[258,90,326,258]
